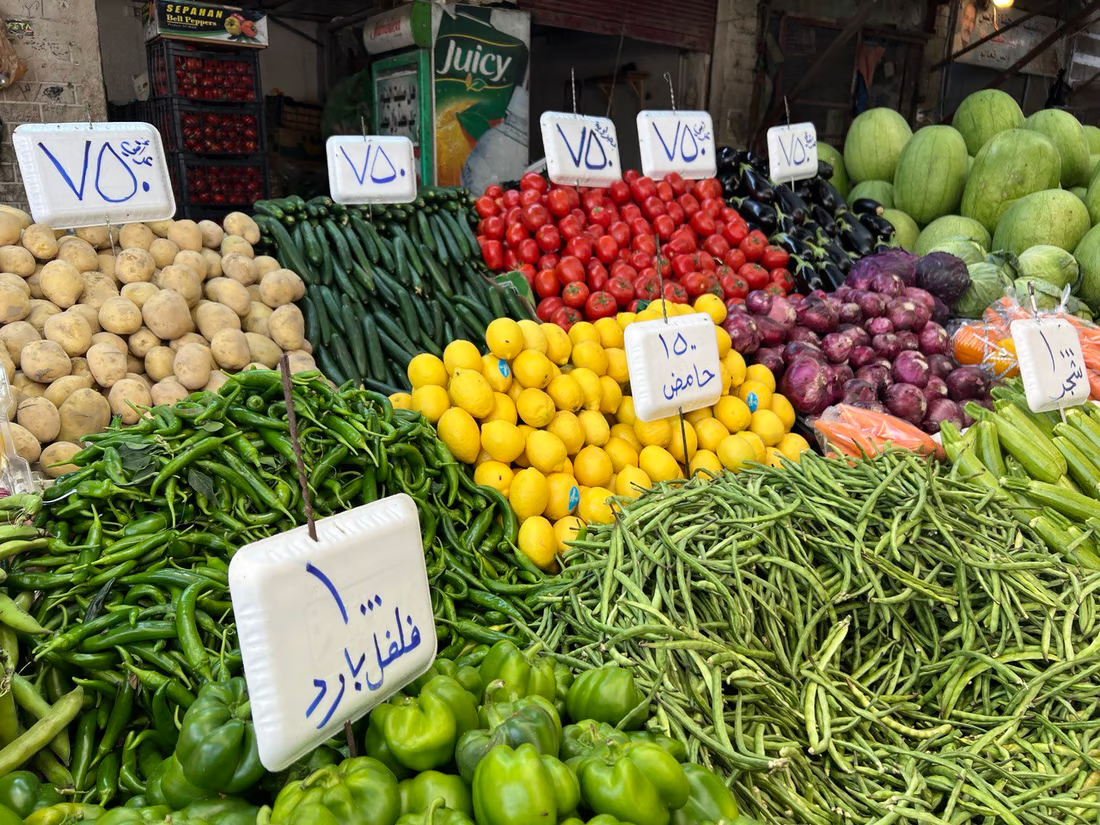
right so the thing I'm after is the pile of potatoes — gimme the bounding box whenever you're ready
[0,208,314,478]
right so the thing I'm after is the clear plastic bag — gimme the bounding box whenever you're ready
[813,404,946,461]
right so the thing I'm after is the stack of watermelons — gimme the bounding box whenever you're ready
[820,90,1100,313]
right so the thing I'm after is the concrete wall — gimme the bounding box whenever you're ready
[0,0,108,206]
[259,22,321,103]
[96,0,145,103]
[709,0,758,149]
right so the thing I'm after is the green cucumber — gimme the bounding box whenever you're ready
[395,290,420,340]
[348,213,380,264]
[322,219,354,271]
[342,301,369,379]
[298,220,324,267]
[361,315,386,380]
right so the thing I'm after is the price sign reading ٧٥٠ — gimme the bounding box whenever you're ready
[766,122,818,184]
[326,135,416,205]
[1010,317,1090,413]
[229,493,435,771]
[624,312,723,423]
[13,123,175,229]
[540,112,622,188]
[636,111,716,180]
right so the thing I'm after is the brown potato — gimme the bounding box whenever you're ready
[120,282,159,309]
[56,238,98,272]
[43,311,92,356]
[253,255,281,277]
[78,272,119,310]
[0,273,28,296]
[154,265,202,308]
[210,329,250,370]
[194,302,241,340]
[41,441,81,477]
[142,289,194,340]
[90,331,128,354]
[0,321,40,362]
[76,225,112,249]
[16,395,60,442]
[128,327,160,358]
[39,260,83,308]
[167,220,203,252]
[119,223,154,250]
[145,346,175,382]
[197,220,223,250]
[148,238,180,269]
[269,304,305,350]
[108,378,152,424]
[169,332,207,351]
[221,253,256,286]
[220,235,254,259]
[0,245,35,276]
[151,376,189,406]
[205,277,251,317]
[20,339,71,383]
[200,248,223,278]
[96,253,117,280]
[57,388,111,442]
[21,224,58,260]
[0,213,22,247]
[26,300,61,335]
[258,269,305,308]
[0,284,30,323]
[9,422,40,464]
[243,302,272,336]
[115,248,155,284]
[67,304,101,335]
[174,342,212,390]
[245,332,282,368]
[44,374,92,408]
[98,296,143,335]
[86,342,128,388]
[175,249,208,280]
[223,213,260,244]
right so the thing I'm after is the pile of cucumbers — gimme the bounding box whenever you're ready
[252,188,533,393]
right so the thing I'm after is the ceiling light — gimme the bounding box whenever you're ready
[992,0,1014,8]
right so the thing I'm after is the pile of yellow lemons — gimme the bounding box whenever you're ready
[388,294,810,571]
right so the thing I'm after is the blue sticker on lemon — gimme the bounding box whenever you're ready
[746,392,759,412]
[567,485,580,513]
[498,359,511,377]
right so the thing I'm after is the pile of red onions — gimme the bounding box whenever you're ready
[722,255,994,433]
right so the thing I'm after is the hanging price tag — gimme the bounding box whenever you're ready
[1009,317,1090,413]
[540,112,622,187]
[636,111,716,180]
[327,135,416,205]
[624,312,722,422]
[13,122,175,229]
[766,122,818,183]
[229,494,435,771]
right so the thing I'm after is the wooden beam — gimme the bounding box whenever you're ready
[987,0,1100,90]
[1072,65,1100,98]
[930,0,1055,70]
[784,0,879,104]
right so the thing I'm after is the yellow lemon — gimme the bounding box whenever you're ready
[526,430,568,474]
[635,308,660,323]
[561,456,574,477]
[766,447,788,468]
[518,516,558,570]
[389,392,413,410]
[647,299,672,318]
[443,340,482,374]
[553,516,585,554]
[715,326,731,358]
[770,393,796,431]
[738,380,772,414]
[634,417,671,448]
[480,420,525,463]
[448,369,494,418]
[411,385,449,422]
[547,374,584,412]
[578,410,611,446]
[738,431,766,463]
[542,323,572,365]
[545,473,581,520]
[605,436,639,472]
[474,449,495,466]
[407,353,448,388]
[616,396,637,426]
[718,364,733,395]
[509,468,549,520]
[745,363,777,392]
[572,340,608,376]
[714,395,751,433]
[598,377,623,415]
[608,473,617,492]
[690,449,723,477]
[668,420,698,464]
[617,311,637,328]
[570,367,602,411]
[778,432,810,462]
[481,355,513,393]
[725,350,747,389]
[574,445,613,488]
[717,434,755,472]
[685,407,712,425]
[640,445,683,482]
[485,318,525,360]
[605,348,629,383]
[507,381,524,403]
[513,425,534,468]
[616,466,651,498]
[547,411,586,456]
[516,388,556,428]
[594,317,625,348]
[694,293,727,324]
[578,486,616,525]
[750,409,786,447]
[437,408,480,463]
[484,392,517,424]
[513,350,554,389]
[695,418,730,452]
[568,321,599,346]
[517,319,548,354]
[474,461,514,496]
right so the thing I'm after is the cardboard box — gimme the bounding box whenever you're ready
[143,1,269,48]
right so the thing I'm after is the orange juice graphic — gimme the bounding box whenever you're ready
[434,7,528,186]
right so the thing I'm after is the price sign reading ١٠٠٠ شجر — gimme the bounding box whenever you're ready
[766,122,818,184]
[636,111,716,180]
[624,312,723,423]
[12,123,175,228]
[540,112,622,188]
[1010,317,1091,413]
[327,135,417,205]
[228,494,435,771]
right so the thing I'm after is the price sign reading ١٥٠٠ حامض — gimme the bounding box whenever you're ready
[624,312,723,423]
[12,122,175,229]
[228,493,436,771]
[1010,317,1091,413]
[540,112,622,188]
[636,111,716,180]
[326,135,417,205]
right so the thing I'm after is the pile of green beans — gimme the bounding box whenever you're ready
[536,449,1100,824]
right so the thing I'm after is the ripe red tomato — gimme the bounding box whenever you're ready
[665,201,685,226]
[565,236,592,263]
[722,220,748,248]
[608,221,631,247]
[694,178,722,200]
[535,224,561,253]
[475,196,498,218]
[558,215,583,241]
[720,273,749,300]
[518,263,537,285]
[678,193,700,217]
[739,231,768,263]
[517,238,540,264]
[482,240,504,271]
[505,221,529,248]
[608,275,634,307]
[630,250,653,271]
[770,268,794,292]
[671,254,695,280]
[539,255,560,274]
[585,291,618,320]
[621,204,642,224]
[723,248,747,271]
[503,190,522,210]
[562,281,591,309]
[521,172,548,193]
[537,296,564,321]
[656,180,674,202]
[519,188,541,207]
[695,251,717,272]
[664,172,686,197]
[663,281,688,304]
[588,204,614,228]
[482,215,504,240]
[630,176,657,203]
[552,305,582,331]
[486,185,504,199]
[609,180,631,205]
[701,197,724,218]
[667,234,694,256]
[682,271,707,298]
[522,204,551,232]
[547,188,571,217]
[703,234,730,259]
[610,260,637,280]
[641,196,666,221]
[634,273,661,301]
[534,269,560,298]
[653,214,676,241]
[594,235,619,265]
[690,210,716,236]
[739,263,770,290]
[761,246,790,271]
[623,169,641,184]
[632,234,657,255]
[556,256,586,286]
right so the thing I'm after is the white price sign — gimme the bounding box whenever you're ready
[229,494,435,771]
[636,111,716,180]
[766,122,818,183]
[1010,317,1090,413]
[13,122,174,229]
[540,112,622,187]
[327,135,416,205]
[624,312,722,422]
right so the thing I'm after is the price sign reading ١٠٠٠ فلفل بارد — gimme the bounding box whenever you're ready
[1010,317,1091,413]
[766,122,818,184]
[540,112,622,188]
[327,135,417,205]
[624,312,723,423]
[228,494,435,771]
[13,123,175,229]
[636,111,716,180]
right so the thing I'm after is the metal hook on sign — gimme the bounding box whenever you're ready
[571,66,578,115]
[783,96,791,127]
[1027,280,1040,317]
[360,116,368,142]
[105,216,116,256]
[663,71,676,112]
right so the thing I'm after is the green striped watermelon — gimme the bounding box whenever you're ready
[843,108,912,183]
[950,90,1024,156]
[893,126,968,226]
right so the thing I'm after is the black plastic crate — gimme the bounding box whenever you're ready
[141,98,265,156]
[168,153,269,218]
[147,40,261,104]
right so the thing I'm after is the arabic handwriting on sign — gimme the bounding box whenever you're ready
[555,123,612,171]
[1039,331,1086,402]
[651,120,711,163]
[304,562,422,729]
[663,363,716,400]
[339,144,405,186]
[37,139,153,202]
[119,139,153,167]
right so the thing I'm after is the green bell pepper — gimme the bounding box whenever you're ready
[573,743,689,825]
[478,642,556,703]
[176,677,263,795]
[457,694,562,784]
[396,801,475,825]
[563,816,634,825]
[472,743,579,825]
[566,666,644,729]
[145,754,212,810]
[0,803,20,825]
[552,663,573,719]
[22,804,107,825]
[262,745,343,796]
[366,676,478,772]
[182,796,263,825]
[398,771,472,815]
[0,770,62,817]
[406,660,483,700]
[95,806,174,824]
[670,765,739,825]
[627,732,687,764]
[561,723,685,763]
[270,756,400,825]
